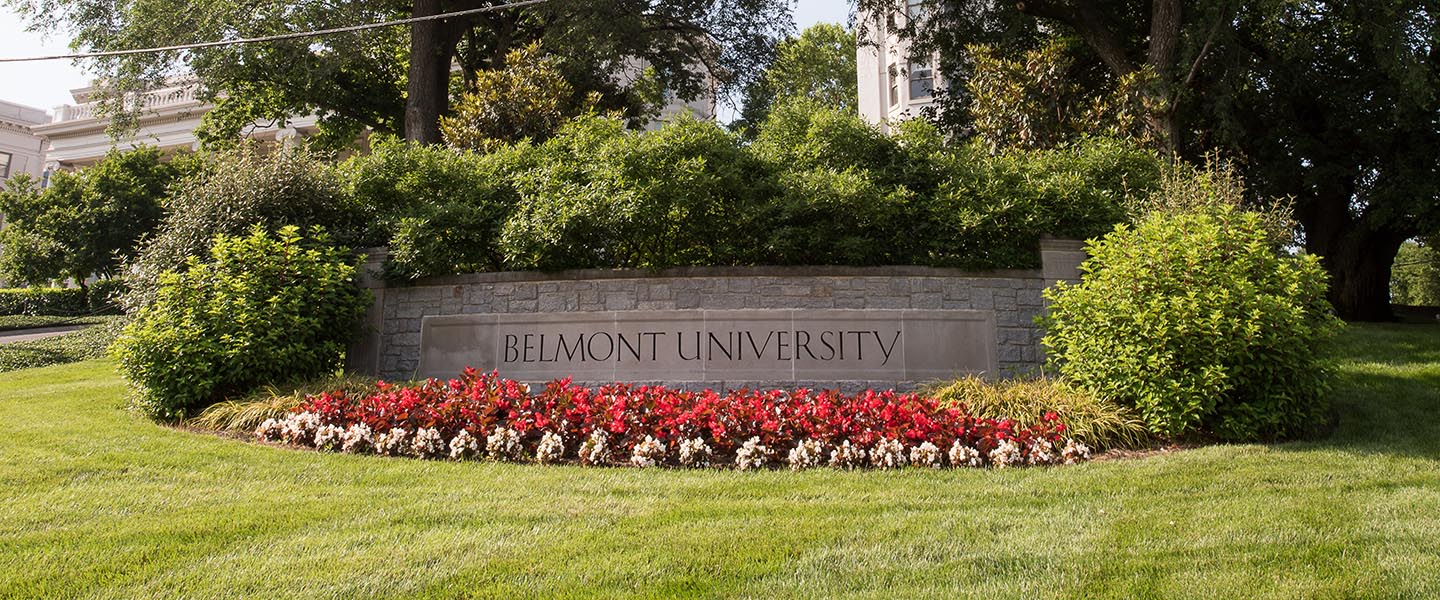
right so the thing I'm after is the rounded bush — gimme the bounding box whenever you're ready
[112,226,369,420]
[1042,203,1341,441]
[125,145,364,309]
[342,137,531,279]
[500,115,774,270]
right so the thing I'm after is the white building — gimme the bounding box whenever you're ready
[34,80,318,172]
[856,1,944,133]
[0,100,48,181]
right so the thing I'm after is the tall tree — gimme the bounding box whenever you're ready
[737,22,857,129]
[0,148,178,286]
[5,0,792,145]
[860,0,1440,320]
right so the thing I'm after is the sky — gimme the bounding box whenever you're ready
[0,0,852,114]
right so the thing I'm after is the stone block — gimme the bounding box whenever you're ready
[604,292,637,310]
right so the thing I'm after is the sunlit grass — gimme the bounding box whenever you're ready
[0,323,1436,598]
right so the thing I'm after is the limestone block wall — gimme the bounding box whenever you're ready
[347,243,1086,391]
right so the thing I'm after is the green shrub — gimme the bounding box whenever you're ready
[0,282,125,316]
[927,376,1149,450]
[112,226,369,420]
[748,100,933,265]
[85,279,127,314]
[1042,169,1341,441]
[0,287,86,316]
[1391,239,1439,307]
[125,144,366,309]
[924,136,1160,269]
[501,115,774,270]
[342,137,532,279]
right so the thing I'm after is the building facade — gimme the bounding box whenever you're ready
[0,100,48,182]
[33,80,318,172]
[856,1,944,133]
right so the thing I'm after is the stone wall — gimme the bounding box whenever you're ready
[347,242,1086,391]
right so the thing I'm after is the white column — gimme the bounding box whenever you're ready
[276,127,301,148]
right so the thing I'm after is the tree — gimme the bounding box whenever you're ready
[859,0,1440,320]
[1391,240,1440,307]
[0,147,178,286]
[440,41,601,151]
[964,38,1149,152]
[737,22,857,129]
[1213,0,1440,321]
[6,0,792,146]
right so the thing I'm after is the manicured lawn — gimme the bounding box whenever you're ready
[0,315,112,332]
[1,323,1437,599]
[0,317,119,374]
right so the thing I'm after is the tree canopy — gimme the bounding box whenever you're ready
[6,0,793,145]
[0,148,179,286]
[737,22,858,130]
[858,0,1440,320]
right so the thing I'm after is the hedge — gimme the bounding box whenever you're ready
[0,280,124,316]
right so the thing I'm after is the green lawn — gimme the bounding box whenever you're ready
[0,317,119,374]
[0,315,113,332]
[1,324,1437,599]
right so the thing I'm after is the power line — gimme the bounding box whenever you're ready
[0,0,551,63]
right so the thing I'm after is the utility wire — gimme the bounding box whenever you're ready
[0,0,551,63]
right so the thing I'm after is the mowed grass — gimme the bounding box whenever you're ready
[1,324,1437,599]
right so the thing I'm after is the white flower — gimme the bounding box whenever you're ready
[341,423,373,453]
[678,437,711,467]
[279,412,321,445]
[448,430,479,460]
[579,430,610,465]
[1026,439,1058,465]
[485,427,524,460]
[787,439,826,471]
[735,436,771,471]
[535,431,565,464]
[827,440,867,470]
[410,427,444,458]
[630,435,667,468]
[255,418,283,442]
[1062,439,1092,464]
[947,441,983,468]
[909,441,943,468]
[989,439,1022,468]
[870,437,908,469]
[375,427,410,456]
[313,424,345,451]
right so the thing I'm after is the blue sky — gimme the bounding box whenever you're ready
[0,0,852,112]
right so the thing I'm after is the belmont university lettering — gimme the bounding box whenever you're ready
[418,309,998,382]
[503,329,903,366]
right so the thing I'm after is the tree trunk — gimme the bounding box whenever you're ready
[404,0,456,144]
[1301,192,1411,322]
[1319,232,1406,321]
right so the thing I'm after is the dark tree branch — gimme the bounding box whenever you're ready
[1016,0,1136,76]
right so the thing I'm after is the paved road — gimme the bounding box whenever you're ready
[0,325,89,345]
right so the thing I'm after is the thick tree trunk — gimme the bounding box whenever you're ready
[404,0,456,144]
[1302,194,1409,321]
[1314,231,1406,321]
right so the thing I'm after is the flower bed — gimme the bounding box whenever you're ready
[257,368,1091,470]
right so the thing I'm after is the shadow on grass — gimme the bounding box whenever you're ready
[0,343,83,373]
[1329,321,1440,366]
[1274,322,1440,460]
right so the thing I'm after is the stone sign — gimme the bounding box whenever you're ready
[418,309,997,382]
